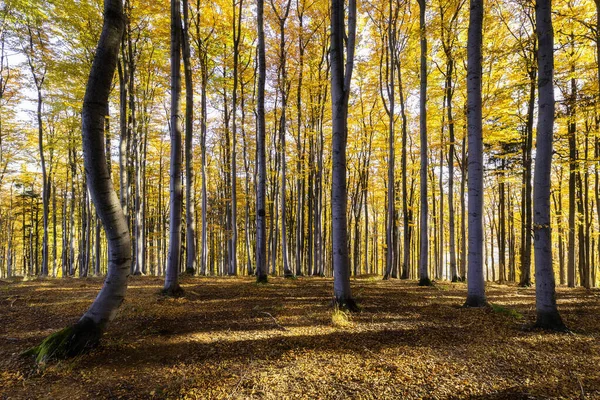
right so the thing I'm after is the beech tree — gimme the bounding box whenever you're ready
[533,0,566,331]
[163,0,184,296]
[330,0,358,309]
[255,0,268,283]
[464,0,486,307]
[417,0,431,286]
[25,0,130,363]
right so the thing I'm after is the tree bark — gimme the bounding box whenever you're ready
[163,0,184,296]
[464,0,486,307]
[255,0,268,283]
[182,0,196,275]
[533,0,566,331]
[25,0,130,363]
[330,0,357,309]
[417,0,431,286]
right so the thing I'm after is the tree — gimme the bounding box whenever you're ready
[255,0,268,283]
[418,0,432,286]
[533,0,566,331]
[464,0,486,307]
[330,0,358,310]
[24,0,130,363]
[182,0,196,275]
[163,0,184,296]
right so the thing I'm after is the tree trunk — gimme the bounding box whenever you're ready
[182,0,196,275]
[464,0,486,307]
[255,0,268,283]
[417,0,431,286]
[26,0,130,363]
[533,0,566,331]
[163,0,184,296]
[330,0,357,310]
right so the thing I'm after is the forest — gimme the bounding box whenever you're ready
[1,0,600,398]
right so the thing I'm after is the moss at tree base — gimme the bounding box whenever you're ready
[22,317,102,365]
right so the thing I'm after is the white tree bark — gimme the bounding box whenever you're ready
[533,0,566,330]
[164,0,184,295]
[465,0,486,307]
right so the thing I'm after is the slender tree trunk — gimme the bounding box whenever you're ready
[330,0,357,309]
[465,0,486,307]
[27,0,130,363]
[418,0,431,286]
[534,0,566,330]
[255,0,268,283]
[182,0,196,275]
[163,0,184,296]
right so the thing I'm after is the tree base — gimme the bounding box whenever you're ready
[418,277,433,286]
[284,273,295,279]
[451,275,460,283]
[519,280,532,288]
[184,267,196,275]
[382,273,390,281]
[132,270,142,276]
[161,284,185,297]
[534,311,569,332]
[22,317,102,364]
[463,295,487,308]
[333,297,360,313]
[256,274,268,284]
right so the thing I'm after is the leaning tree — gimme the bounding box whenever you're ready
[24,0,131,363]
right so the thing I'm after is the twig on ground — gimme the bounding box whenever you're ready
[255,311,287,331]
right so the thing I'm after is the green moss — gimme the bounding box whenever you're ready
[490,303,523,319]
[22,318,102,365]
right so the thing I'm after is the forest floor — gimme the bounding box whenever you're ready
[1,276,600,400]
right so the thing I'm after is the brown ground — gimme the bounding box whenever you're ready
[1,276,599,399]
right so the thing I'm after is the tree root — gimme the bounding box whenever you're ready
[418,277,433,287]
[333,297,360,313]
[463,295,488,308]
[161,284,185,297]
[534,311,569,332]
[22,317,102,365]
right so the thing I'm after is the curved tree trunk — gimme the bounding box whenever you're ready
[533,0,566,331]
[464,0,487,307]
[25,0,129,363]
